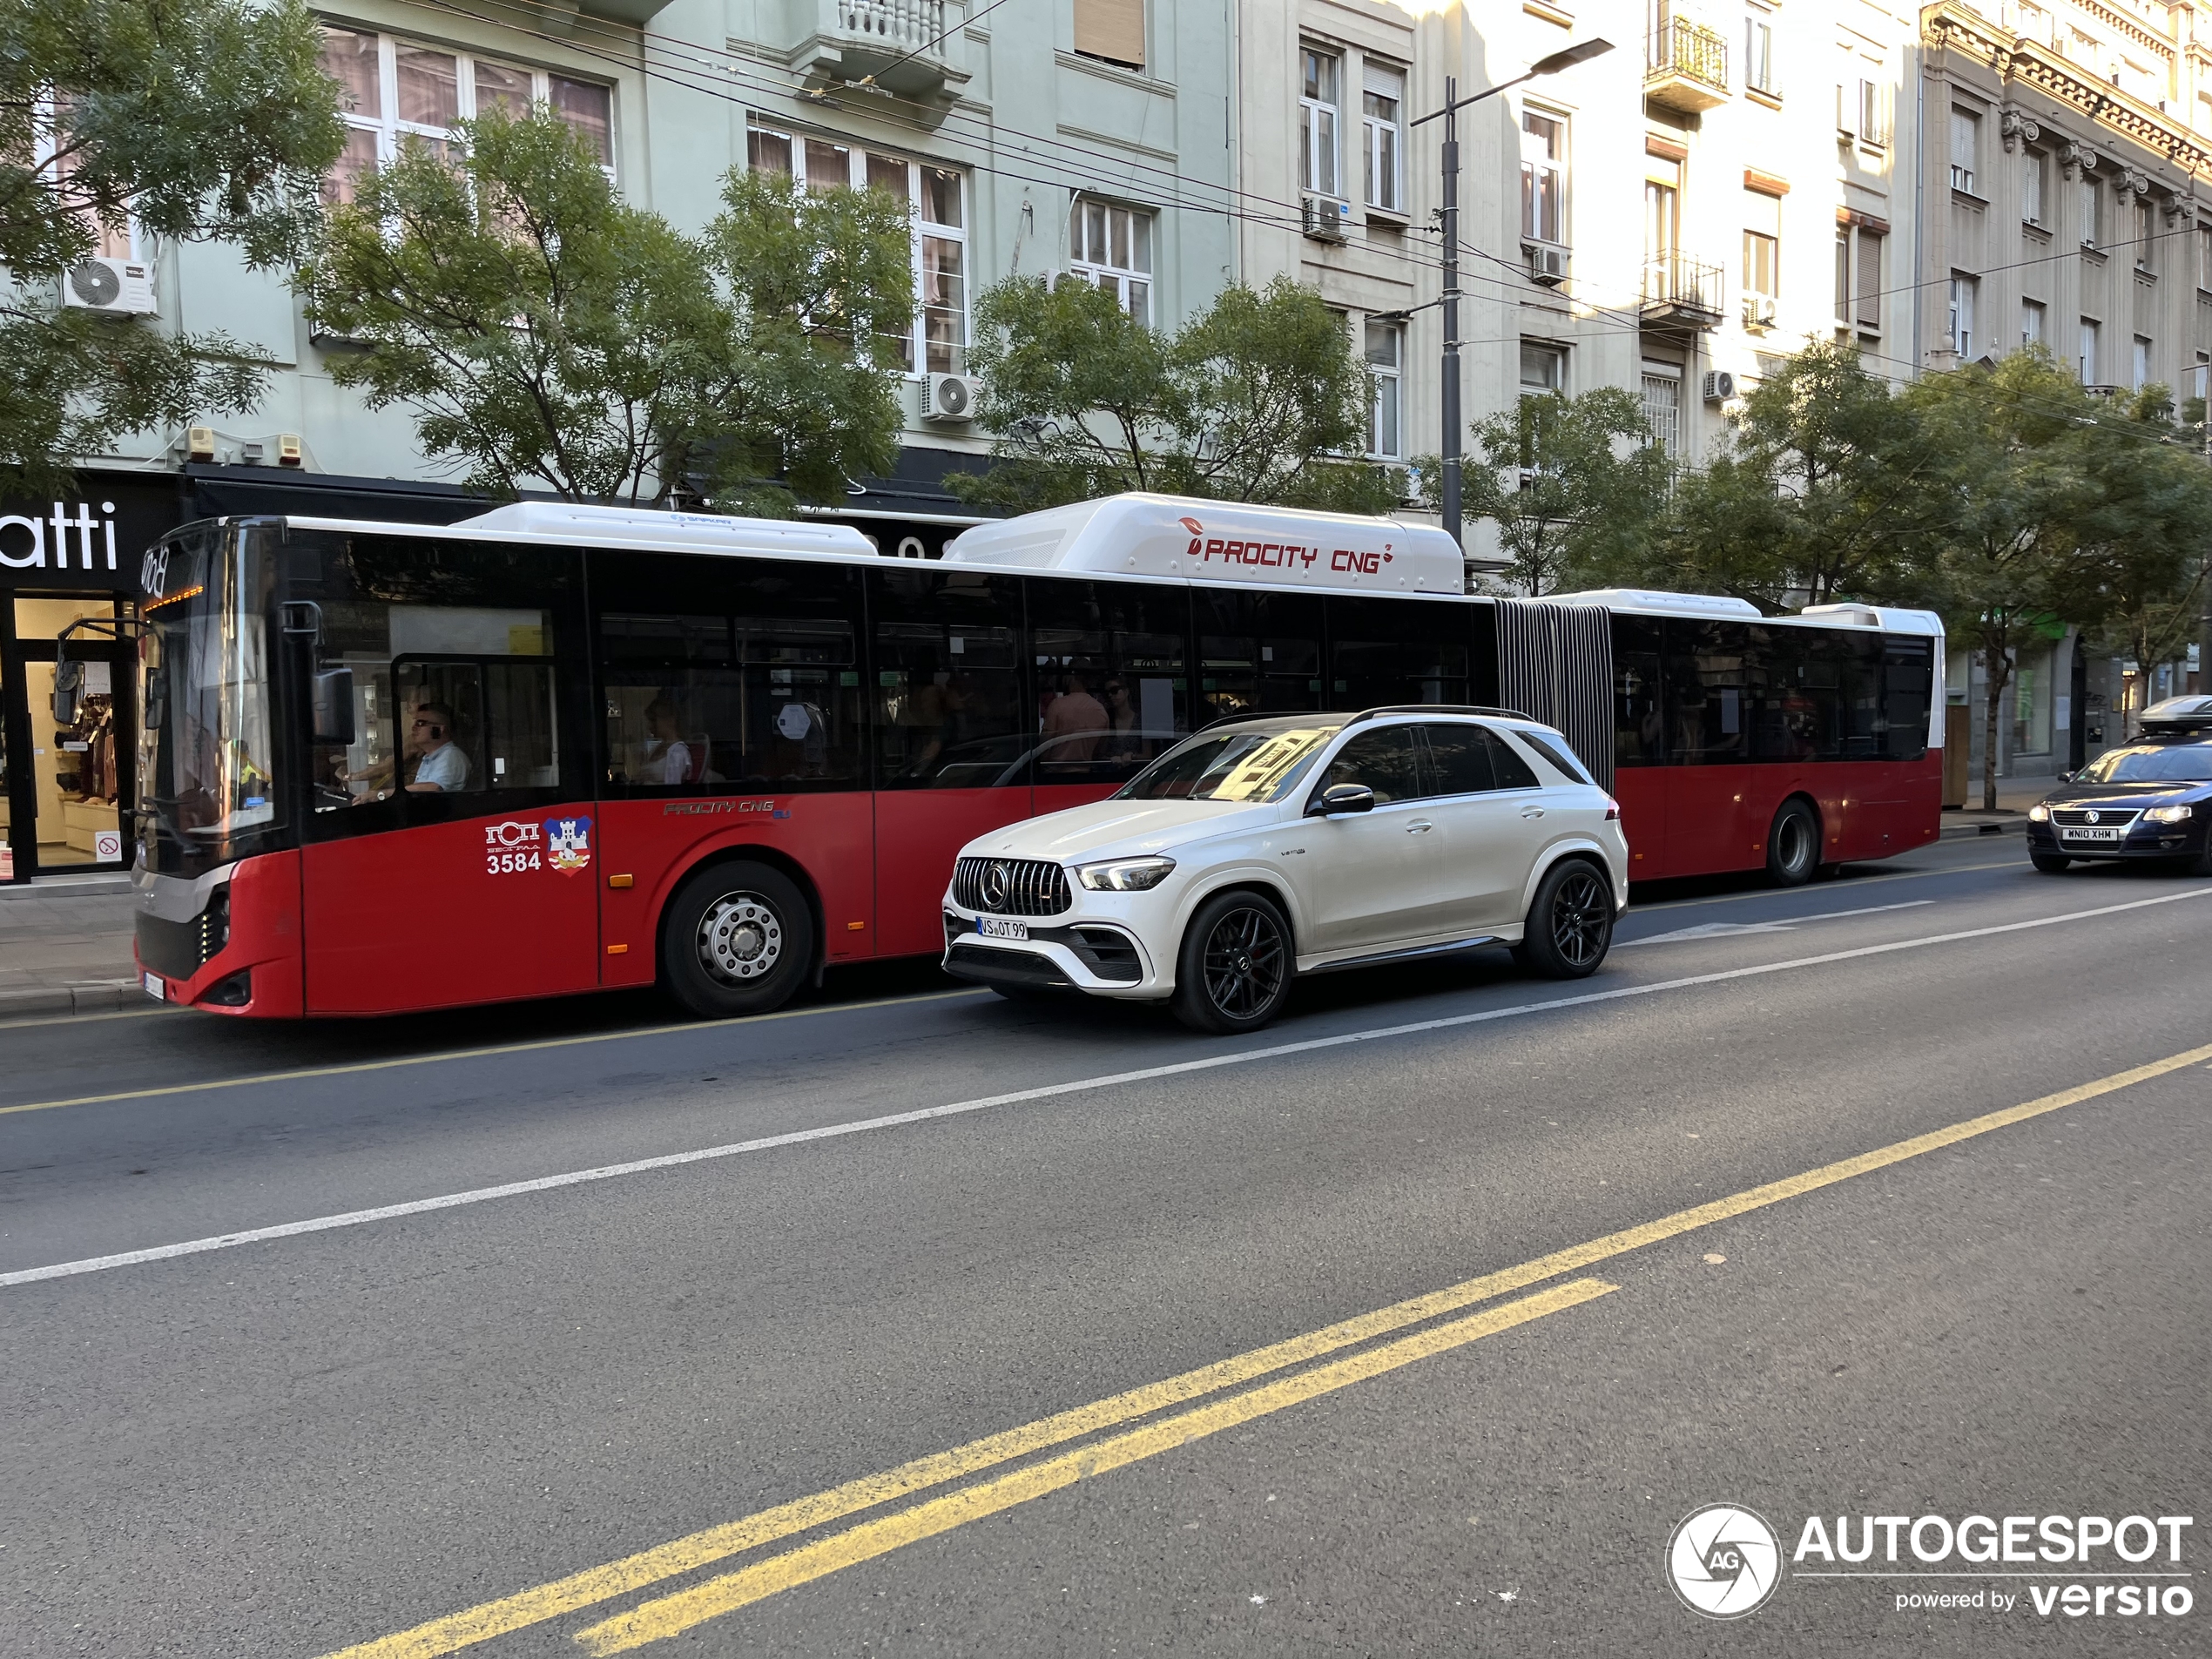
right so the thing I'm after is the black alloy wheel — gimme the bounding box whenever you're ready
[1765,798,1821,887]
[1516,860,1615,980]
[1172,890,1292,1034]
[661,860,815,1018]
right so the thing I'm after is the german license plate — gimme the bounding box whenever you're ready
[143,971,166,1001]
[977,917,1029,941]
[2061,826,2126,843]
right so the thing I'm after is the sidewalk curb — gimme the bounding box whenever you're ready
[1939,819,2026,840]
[0,979,145,1019]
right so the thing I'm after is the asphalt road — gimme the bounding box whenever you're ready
[2,837,2207,1656]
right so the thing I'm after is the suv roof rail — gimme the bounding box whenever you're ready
[1344,704,1535,727]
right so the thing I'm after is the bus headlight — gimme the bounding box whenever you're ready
[2144,803,2195,824]
[2027,804,2049,822]
[1076,856,1177,892]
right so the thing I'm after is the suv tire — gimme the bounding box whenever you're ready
[1765,799,1820,887]
[1516,860,1615,980]
[1171,889,1293,1034]
[662,860,814,1018]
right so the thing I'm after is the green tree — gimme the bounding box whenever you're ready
[0,0,343,494]
[300,112,912,511]
[1455,386,1669,595]
[952,274,1399,512]
[1647,341,1934,611]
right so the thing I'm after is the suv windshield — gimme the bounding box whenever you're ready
[137,522,283,874]
[2073,744,2212,786]
[1116,722,1341,803]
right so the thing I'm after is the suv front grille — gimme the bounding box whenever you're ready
[953,857,1071,916]
[2052,808,2141,827]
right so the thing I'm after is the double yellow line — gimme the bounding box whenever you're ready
[323,1039,2212,1657]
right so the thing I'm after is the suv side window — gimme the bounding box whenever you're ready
[1418,724,1494,796]
[1483,726,1541,790]
[1514,730,1592,786]
[1316,725,1422,803]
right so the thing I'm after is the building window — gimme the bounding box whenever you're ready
[1068,199,1153,327]
[2193,351,2209,406]
[1948,273,1978,358]
[1949,106,1979,194]
[2134,199,2155,271]
[751,126,967,373]
[318,26,613,205]
[1363,64,1405,213]
[1743,190,1779,298]
[1744,12,1777,96]
[1300,46,1343,199]
[1646,160,1680,258]
[1854,78,1892,147]
[2199,222,2212,291]
[1836,222,1883,333]
[1366,319,1403,458]
[2133,334,2152,388]
[2080,316,2100,382]
[1521,341,1567,395]
[2022,148,2047,227]
[1640,368,1682,456]
[1521,111,1566,245]
[1072,0,1145,71]
[2021,298,2045,347]
[2079,177,2100,248]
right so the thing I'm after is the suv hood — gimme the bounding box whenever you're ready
[963,797,1278,863]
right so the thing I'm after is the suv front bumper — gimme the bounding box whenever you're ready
[941,909,1164,999]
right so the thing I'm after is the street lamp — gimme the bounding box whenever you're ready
[1411,38,1613,551]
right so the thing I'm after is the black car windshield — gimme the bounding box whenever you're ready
[2072,744,2212,785]
[1116,721,1342,803]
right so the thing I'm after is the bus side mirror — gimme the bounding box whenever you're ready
[51,659,81,726]
[312,667,355,746]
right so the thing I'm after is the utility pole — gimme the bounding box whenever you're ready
[1411,40,1612,551]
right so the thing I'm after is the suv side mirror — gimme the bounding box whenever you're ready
[2058,770,2074,784]
[312,666,356,746]
[1308,782,1376,817]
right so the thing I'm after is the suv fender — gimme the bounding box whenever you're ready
[1161,867,1304,994]
[1512,840,1621,935]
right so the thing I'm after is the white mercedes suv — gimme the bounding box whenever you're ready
[941,708,1630,1033]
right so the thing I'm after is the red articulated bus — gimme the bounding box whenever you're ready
[126,493,1943,1020]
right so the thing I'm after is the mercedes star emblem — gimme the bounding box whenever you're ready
[982,860,1012,908]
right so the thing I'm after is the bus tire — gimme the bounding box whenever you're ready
[661,860,815,1019]
[1765,799,1820,887]
[1515,859,1615,980]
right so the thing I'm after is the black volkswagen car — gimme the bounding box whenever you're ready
[2026,696,2212,874]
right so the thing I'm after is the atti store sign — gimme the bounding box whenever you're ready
[0,477,180,590]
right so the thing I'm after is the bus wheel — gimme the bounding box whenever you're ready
[662,861,814,1019]
[1765,799,1820,887]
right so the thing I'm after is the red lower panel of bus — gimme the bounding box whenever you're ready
[1613,759,1940,880]
[136,848,307,1018]
[873,788,1041,958]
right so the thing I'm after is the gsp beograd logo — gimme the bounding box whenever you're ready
[1668,1503,1783,1619]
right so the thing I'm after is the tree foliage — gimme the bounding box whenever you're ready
[951,274,1400,513]
[0,0,343,494]
[1455,386,1669,595]
[300,112,912,511]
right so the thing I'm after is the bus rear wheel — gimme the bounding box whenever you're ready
[1765,799,1820,887]
[662,860,814,1019]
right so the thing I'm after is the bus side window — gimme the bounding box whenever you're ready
[1193,589,1325,722]
[868,568,1027,789]
[1611,615,1664,768]
[1664,618,1750,765]
[1026,575,1192,786]
[1327,596,1471,708]
[1881,637,1933,760]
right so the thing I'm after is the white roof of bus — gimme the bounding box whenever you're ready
[1552,587,1944,637]
[942,492,1466,595]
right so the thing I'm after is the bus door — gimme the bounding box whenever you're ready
[868,566,1030,956]
[294,538,599,1015]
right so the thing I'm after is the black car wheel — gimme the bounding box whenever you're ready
[1171,890,1292,1034]
[2030,851,2074,874]
[661,860,814,1018]
[1765,799,1820,887]
[1516,860,1615,980]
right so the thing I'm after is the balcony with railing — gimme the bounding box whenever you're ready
[786,0,971,100]
[1641,254,1725,330]
[1645,16,1729,112]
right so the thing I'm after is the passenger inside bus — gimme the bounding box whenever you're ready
[1040,662,1109,761]
[642,698,696,786]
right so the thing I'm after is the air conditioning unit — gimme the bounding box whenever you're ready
[1301,195,1350,242]
[63,255,158,316]
[1743,293,1778,329]
[1524,242,1569,286]
[1702,370,1737,403]
[922,373,981,421]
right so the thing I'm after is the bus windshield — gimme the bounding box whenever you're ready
[136,522,282,874]
[1116,721,1341,803]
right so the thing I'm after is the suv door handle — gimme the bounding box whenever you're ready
[1406,819,1433,833]
[1521,806,1546,819]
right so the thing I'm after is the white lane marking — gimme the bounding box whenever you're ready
[5,884,2207,1290]
[1616,900,1934,948]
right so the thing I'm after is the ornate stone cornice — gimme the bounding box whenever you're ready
[1924,3,2212,183]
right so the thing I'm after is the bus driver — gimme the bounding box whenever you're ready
[342,699,469,798]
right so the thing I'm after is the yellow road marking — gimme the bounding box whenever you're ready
[317,1038,2212,1659]
[0,989,987,1119]
[573,1278,1618,1655]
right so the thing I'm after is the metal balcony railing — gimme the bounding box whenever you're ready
[1641,254,1725,327]
[1644,17,1730,110]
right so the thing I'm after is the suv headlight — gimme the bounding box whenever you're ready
[2144,803,2195,824]
[2027,804,2050,823]
[1076,856,1177,892]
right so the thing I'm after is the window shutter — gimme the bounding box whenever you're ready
[1364,61,1404,99]
[1074,0,1145,69]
